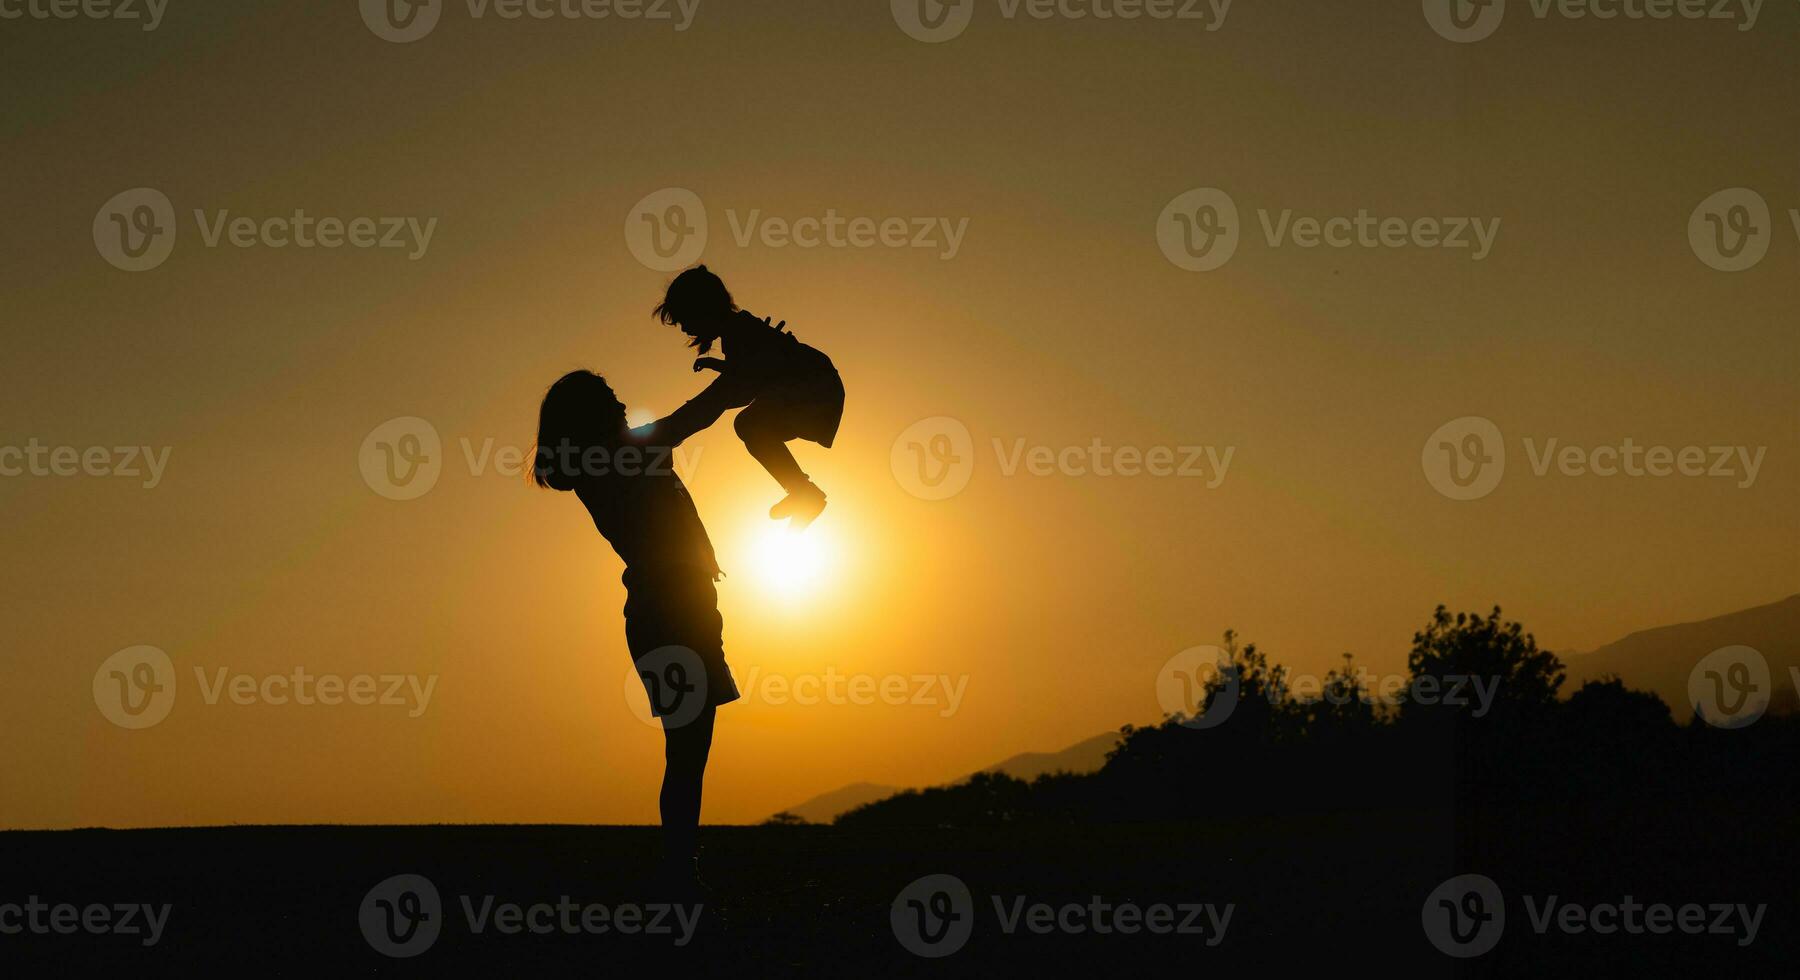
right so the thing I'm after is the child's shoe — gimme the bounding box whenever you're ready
[769,483,827,530]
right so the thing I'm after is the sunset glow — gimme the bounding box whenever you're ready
[745,520,835,600]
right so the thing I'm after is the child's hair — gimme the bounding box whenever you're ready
[532,370,626,491]
[652,265,736,354]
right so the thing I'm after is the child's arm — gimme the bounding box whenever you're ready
[694,317,786,374]
[630,373,755,448]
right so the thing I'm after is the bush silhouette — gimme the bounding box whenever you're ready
[835,605,1798,828]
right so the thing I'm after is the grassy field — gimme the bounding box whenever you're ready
[0,802,1788,974]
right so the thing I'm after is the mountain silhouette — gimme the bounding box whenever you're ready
[774,782,904,825]
[772,733,1119,823]
[970,732,1121,782]
[1566,594,1799,719]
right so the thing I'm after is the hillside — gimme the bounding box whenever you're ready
[774,732,1120,823]
[1566,594,1799,719]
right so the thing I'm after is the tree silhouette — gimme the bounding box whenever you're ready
[832,604,1795,828]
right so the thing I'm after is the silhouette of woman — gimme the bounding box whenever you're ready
[533,368,752,891]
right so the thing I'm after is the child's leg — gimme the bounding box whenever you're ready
[659,704,717,870]
[734,402,812,494]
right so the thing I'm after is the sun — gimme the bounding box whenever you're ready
[745,521,834,599]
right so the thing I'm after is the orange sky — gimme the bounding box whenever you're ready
[2,2,1796,828]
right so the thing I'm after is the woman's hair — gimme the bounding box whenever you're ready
[651,264,736,355]
[532,370,626,491]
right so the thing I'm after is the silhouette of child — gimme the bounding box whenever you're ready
[653,266,844,530]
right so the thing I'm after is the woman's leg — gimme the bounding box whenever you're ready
[659,704,717,871]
